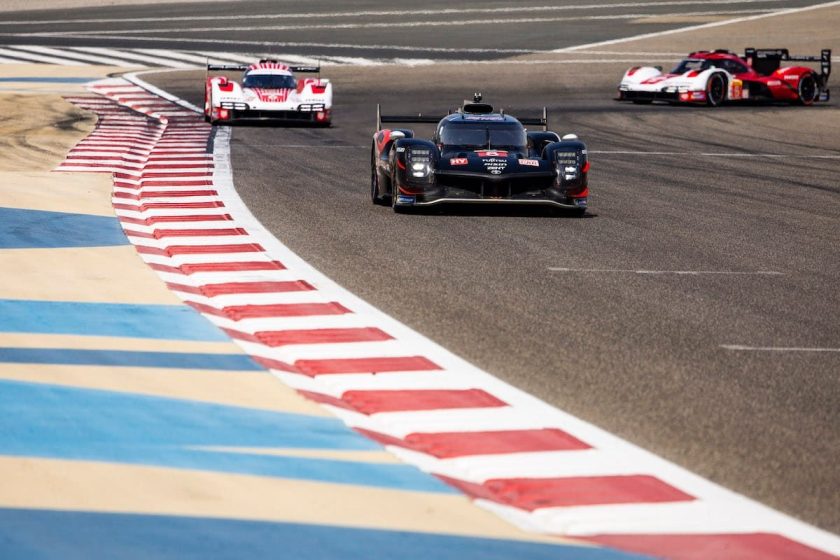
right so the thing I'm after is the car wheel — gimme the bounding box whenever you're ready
[391,170,406,213]
[706,73,726,107]
[797,73,818,105]
[370,147,386,205]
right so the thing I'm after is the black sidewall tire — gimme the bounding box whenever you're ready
[706,74,726,107]
[370,146,384,205]
[798,74,817,106]
[391,170,406,213]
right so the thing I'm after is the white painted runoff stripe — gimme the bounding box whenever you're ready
[19,45,137,66]
[0,46,86,65]
[721,345,840,353]
[62,46,194,68]
[556,0,840,52]
[549,268,784,275]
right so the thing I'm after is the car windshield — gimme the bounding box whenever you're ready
[439,123,526,151]
[243,74,297,89]
[670,59,713,74]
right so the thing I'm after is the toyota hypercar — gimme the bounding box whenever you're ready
[371,95,590,214]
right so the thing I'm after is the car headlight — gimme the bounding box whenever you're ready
[407,148,433,178]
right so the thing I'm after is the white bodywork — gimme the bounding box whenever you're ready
[205,63,332,123]
[619,65,748,103]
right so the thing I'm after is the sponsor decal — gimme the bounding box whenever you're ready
[482,158,508,175]
[396,146,405,152]
[396,195,416,205]
[463,114,505,121]
[475,150,508,158]
[564,166,577,173]
[768,80,782,87]
[784,75,799,81]
[450,158,468,165]
[518,159,539,167]
[730,79,744,99]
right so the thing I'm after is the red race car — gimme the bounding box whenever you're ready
[618,48,831,106]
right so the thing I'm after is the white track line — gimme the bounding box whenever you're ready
[591,151,840,159]
[549,268,784,275]
[721,345,840,352]
[556,0,840,52]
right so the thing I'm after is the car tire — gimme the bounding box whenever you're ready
[797,73,818,106]
[706,73,727,107]
[390,170,406,213]
[370,146,386,205]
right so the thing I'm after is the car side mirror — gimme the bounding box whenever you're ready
[654,65,663,71]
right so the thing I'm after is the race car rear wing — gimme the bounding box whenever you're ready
[377,105,549,131]
[206,61,321,73]
[744,48,831,99]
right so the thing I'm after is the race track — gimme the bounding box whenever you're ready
[144,7,840,534]
[3,0,839,543]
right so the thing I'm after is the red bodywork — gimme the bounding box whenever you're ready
[687,50,815,103]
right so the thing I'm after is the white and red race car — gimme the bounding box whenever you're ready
[617,48,831,106]
[204,59,332,125]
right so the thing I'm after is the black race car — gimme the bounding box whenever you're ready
[370,95,590,214]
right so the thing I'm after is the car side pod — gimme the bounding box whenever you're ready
[542,137,589,202]
[391,138,439,197]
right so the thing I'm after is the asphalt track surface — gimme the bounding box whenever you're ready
[9,0,839,536]
[0,0,824,58]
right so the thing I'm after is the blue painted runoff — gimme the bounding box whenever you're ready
[0,509,653,560]
[0,207,128,249]
[0,77,97,83]
[0,347,262,370]
[0,299,230,341]
[0,379,451,493]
